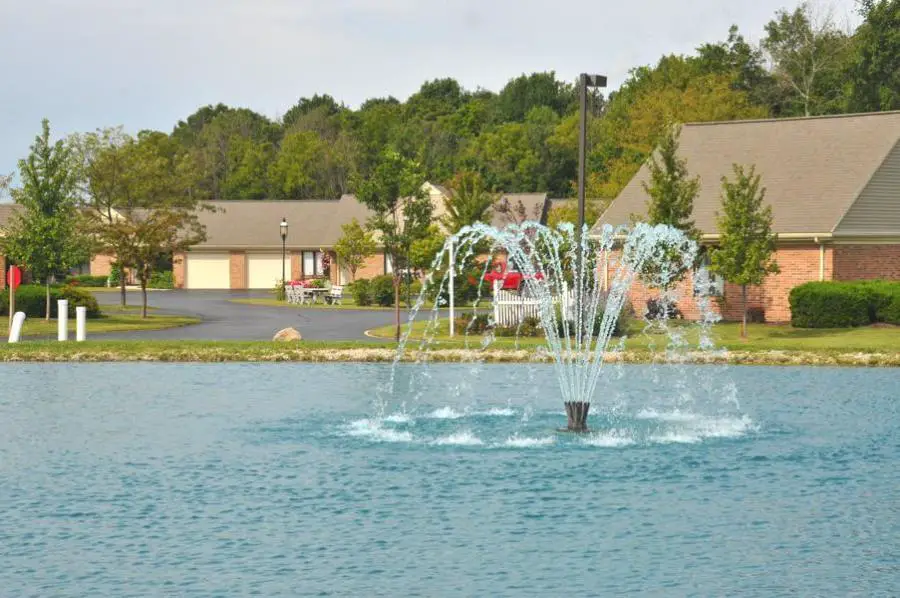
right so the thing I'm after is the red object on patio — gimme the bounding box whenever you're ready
[483,264,543,291]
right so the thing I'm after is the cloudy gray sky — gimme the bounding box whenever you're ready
[1,0,860,184]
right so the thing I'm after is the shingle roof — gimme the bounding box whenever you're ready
[592,111,900,238]
[193,196,374,250]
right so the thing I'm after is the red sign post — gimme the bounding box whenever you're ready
[7,266,21,327]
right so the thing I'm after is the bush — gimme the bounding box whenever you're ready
[788,281,900,328]
[0,284,101,319]
[645,298,683,321]
[370,274,395,307]
[109,264,122,286]
[149,271,174,289]
[348,279,372,306]
[65,274,108,287]
[455,312,491,334]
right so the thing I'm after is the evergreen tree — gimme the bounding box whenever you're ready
[642,124,700,239]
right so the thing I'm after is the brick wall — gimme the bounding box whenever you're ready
[229,252,247,289]
[833,244,900,281]
[90,254,115,277]
[0,254,5,290]
[606,244,828,323]
[290,252,301,281]
[353,252,386,281]
[173,252,186,289]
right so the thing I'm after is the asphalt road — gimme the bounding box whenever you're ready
[92,290,408,341]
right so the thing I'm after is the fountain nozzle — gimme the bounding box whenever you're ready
[563,401,590,433]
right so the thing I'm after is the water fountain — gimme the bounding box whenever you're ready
[392,220,700,432]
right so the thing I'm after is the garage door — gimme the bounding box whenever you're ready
[247,253,290,289]
[186,253,230,289]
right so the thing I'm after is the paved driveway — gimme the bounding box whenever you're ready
[93,290,407,341]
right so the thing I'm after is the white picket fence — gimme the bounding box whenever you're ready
[492,283,572,327]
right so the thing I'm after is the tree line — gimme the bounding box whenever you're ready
[15,0,895,209]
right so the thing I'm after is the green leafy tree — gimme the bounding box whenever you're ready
[848,0,900,112]
[334,218,376,281]
[762,3,852,116]
[354,149,430,341]
[268,130,327,198]
[2,120,90,320]
[710,164,780,338]
[80,130,208,317]
[441,171,495,233]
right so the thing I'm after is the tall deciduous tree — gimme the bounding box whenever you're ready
[762,2,851,117]
[355,149,430,341]
[711,164,780,338]
[3,120,89,320]
[81,131,208,317]
[848,0,900,112]
[334,218,376,281]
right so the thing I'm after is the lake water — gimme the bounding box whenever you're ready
[0,363,897,596]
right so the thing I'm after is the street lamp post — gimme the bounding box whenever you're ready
[280,218,288,286]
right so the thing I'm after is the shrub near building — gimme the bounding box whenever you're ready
[0,284,101,319]
[789,281,900,328]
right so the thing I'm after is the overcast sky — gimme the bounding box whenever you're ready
[0,0,861,188]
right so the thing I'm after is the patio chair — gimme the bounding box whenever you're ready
[326,285,343,305]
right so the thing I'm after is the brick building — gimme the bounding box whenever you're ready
[591,111,900,322]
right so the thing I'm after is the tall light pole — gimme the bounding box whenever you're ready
[577,73,607,251]
[280,217,288,285]
[566,73,606,435]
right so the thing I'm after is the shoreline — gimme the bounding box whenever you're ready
[1,344,899,366]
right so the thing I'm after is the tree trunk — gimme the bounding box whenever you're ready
[141,278,148,319]
[741,284,748,339]
[394,274,401,343]
[120,270,127,308]
[45,280,51,322]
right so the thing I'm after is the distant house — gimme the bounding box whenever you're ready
[176,185,555,290]
[591,111,900,322]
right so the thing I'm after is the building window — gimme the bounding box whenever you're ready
[693,252,725,297]
[384,252,393,274]
[303,251,323,277]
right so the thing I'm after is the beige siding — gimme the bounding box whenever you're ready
[186,253,230,289]
[835,140,900,235]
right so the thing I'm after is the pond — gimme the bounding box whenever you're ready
[0,363,897,596]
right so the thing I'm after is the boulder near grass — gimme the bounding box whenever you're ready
[273,327,302,342]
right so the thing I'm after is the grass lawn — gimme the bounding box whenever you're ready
[0,310,199,339]
[367,318,900,354]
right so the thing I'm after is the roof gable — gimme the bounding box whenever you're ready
[835,139,900,236]
[593,112,900,237]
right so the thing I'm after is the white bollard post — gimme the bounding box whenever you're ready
[76,306,87,342]
[8,311,25,343]
[57,300,69,342]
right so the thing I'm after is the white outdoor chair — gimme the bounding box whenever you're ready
[326,286,343,305]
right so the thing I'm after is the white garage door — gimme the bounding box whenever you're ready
[247,253,290,289]
[186,253,230,289]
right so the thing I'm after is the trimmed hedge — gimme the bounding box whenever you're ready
[0,284,102,319]
[789,281,900,328]
[149,270,174,289]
